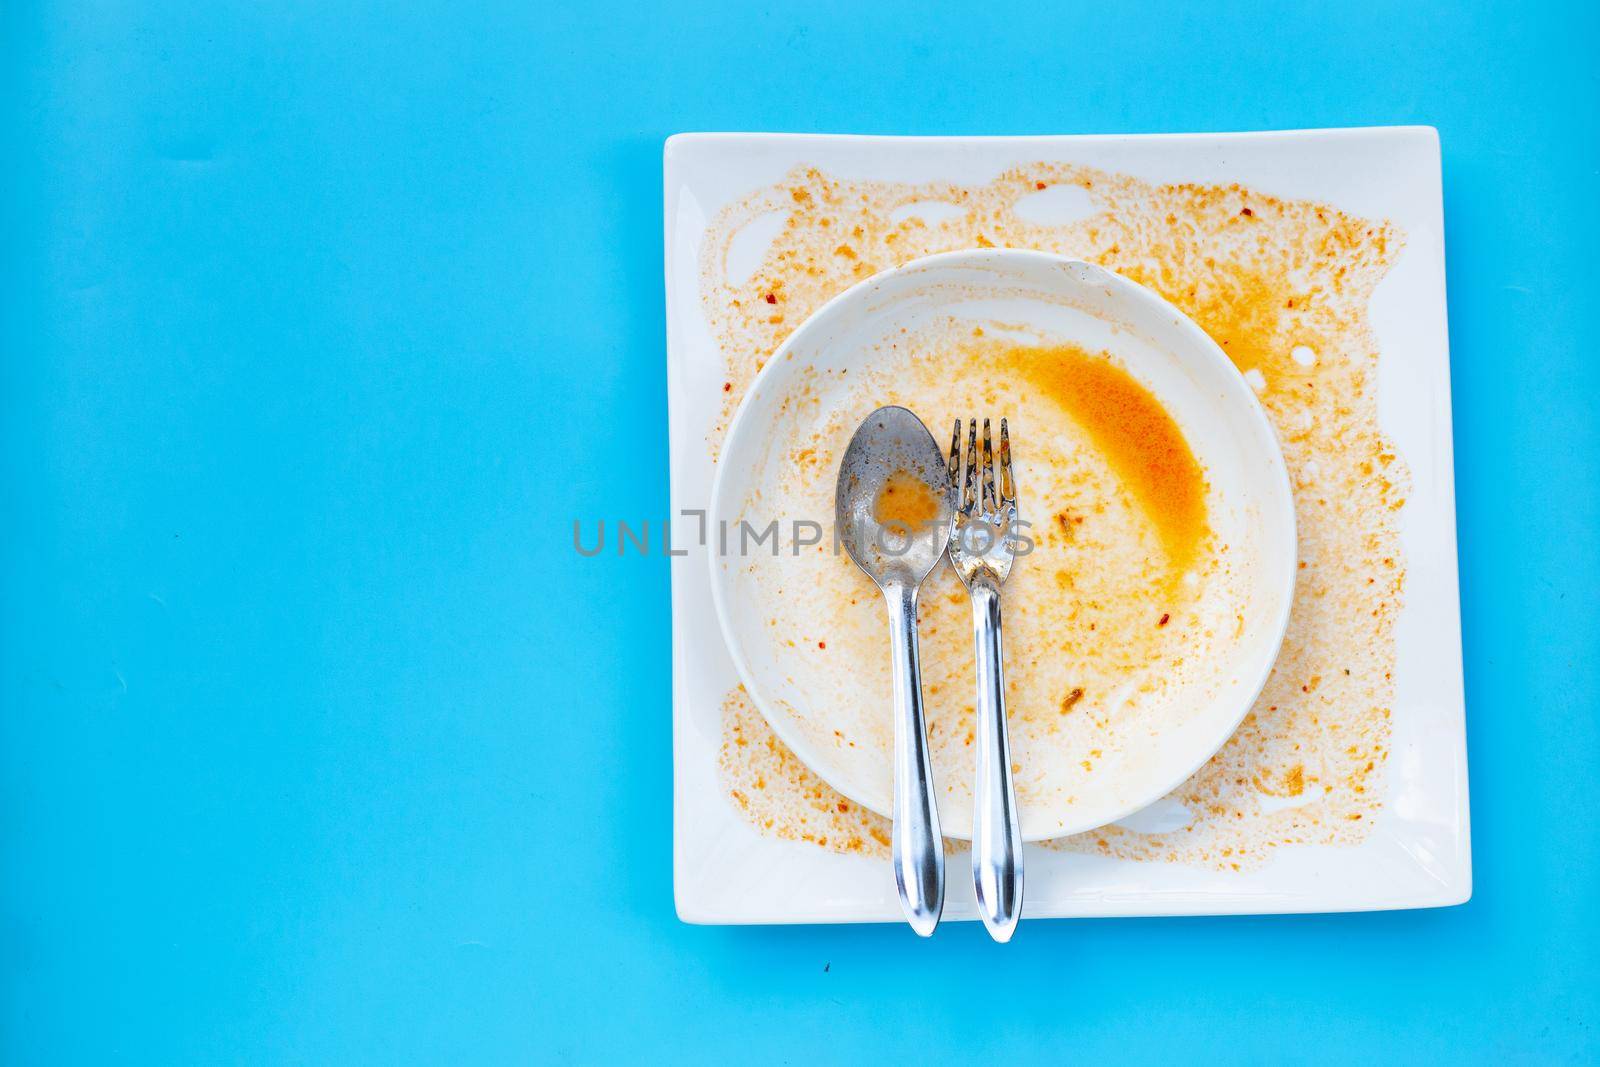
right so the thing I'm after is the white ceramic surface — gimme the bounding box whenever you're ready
[707,249,1296,841]
[666,128,1470,923]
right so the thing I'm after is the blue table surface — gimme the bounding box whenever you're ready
[4,1,1598,1063]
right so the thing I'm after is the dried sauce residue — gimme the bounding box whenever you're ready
[1005,342,1210,573]
[702,162,1407,871]
[873,469,943,530]
[719,686,893,856]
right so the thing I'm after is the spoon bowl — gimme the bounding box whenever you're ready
[835,406,955,586]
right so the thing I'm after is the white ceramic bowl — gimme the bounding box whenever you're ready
[708,249,1295,841]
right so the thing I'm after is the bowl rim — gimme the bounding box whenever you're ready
[706,247,1297,841]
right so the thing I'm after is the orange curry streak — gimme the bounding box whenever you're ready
[1007,343,1209,571]
[873,469,942,529]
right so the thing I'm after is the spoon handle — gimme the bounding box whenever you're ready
[885,582,944,936]
[970,573,1023,941]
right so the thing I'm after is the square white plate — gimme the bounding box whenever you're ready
[666,128,1469,923]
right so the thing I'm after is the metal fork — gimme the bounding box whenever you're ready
[946,418,1024,942]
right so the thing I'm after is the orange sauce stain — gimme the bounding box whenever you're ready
[1006,343,1209,570]
[873,470,942,529]
[1118,261,1330,382]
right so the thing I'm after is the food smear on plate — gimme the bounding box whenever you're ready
[703,161,1406,871]
[872,469,942,529]
[720,685,894,856]
[1004,342,1209,575]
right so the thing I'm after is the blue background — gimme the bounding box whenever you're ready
[3,1,1597,1063]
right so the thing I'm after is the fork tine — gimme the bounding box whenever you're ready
[948,418,963,498]
[998,418,1015,507]
[963,418,979,512]
[981,419,996,512]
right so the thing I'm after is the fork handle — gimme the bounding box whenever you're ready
[884,581,944,936]
[970,573,1023,941]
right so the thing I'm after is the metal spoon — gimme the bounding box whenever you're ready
[836,406,955,936]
